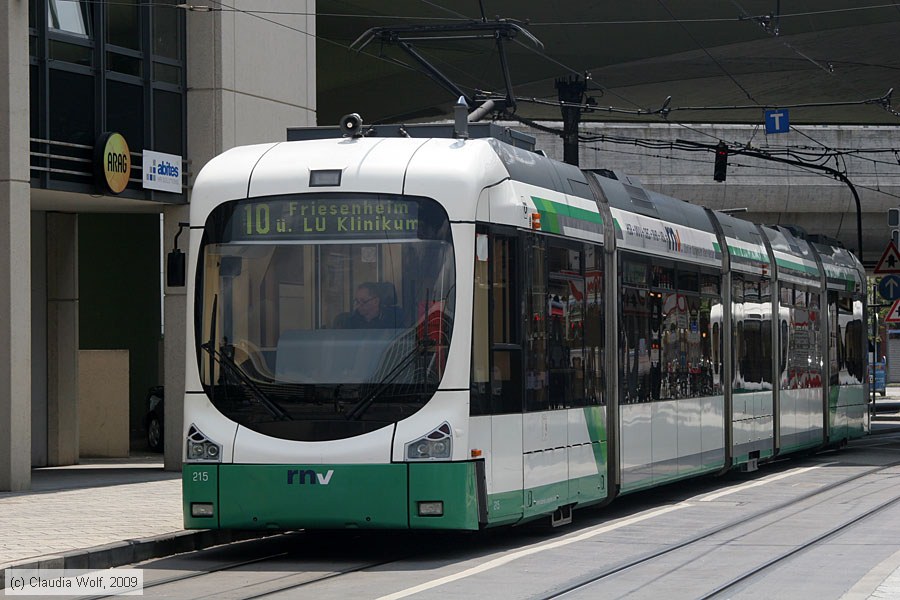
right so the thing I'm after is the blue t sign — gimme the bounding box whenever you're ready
[765,109,790,134]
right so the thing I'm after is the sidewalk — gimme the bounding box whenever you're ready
[0,456,259,589]
[871,384,900,432]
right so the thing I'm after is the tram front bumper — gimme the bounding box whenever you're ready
[183,462,481,530]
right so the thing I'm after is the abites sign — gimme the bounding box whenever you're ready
[143,149,183,194]
[94,132,131,194]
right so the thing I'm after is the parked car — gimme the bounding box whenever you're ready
[144,386,164,452]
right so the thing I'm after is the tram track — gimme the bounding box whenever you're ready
[698,490,900,599]
[72,531,410,600]
[72,538,295,600]
[540,457,900,599]
[224,556,406,600]
[72,529,421,600]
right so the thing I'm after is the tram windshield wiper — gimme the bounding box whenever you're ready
[344,339,432,421]
[201,341,292,421]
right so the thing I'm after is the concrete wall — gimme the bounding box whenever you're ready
[78,350,130,458]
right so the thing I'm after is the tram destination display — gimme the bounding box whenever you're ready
[230,196,420,241]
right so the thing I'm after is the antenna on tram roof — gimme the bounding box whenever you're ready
[454,97,469,140]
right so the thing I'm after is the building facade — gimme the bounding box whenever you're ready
[1,0,315,490]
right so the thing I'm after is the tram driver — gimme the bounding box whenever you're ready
[334,282,404,329]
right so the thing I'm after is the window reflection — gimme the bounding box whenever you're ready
[153,0,181,59]
[779,283,822,390]
[732,274,773,391]
[622,258,722,403]
[107,0,140,49]
[48,0,91,37]
[830,292,864,386]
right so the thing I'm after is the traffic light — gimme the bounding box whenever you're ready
[714,142,728,182]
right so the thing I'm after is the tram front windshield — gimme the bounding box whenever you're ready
[195,194,455,441]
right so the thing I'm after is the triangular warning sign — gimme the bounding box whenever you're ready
[886,299,900,323]
[875,241,900,274]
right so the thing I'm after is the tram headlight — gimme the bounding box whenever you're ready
[189,443,206,459]
[405,422,452,460]
[185,424,223,463]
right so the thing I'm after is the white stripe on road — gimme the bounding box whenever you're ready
[696,463,834,502]
[376,502,690,600]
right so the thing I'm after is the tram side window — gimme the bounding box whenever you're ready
[734,276,773,390]
[471,230,490,415]
[583,245,605,406]
[470,229,523,415]
[781,284,820,390]
[845,318,865,383]
[518,237,604,412]
[621,259,651,403]
[808,292,822,388]
[836,293,864,385]
[546,243,585,409]
[759,277,773,386]
[703,274,724,391]
[828,291,840,386]
[525,236,548,411]
[731,274,744,391]
[653,266,722,401]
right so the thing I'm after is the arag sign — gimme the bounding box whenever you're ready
[94,132,131,194]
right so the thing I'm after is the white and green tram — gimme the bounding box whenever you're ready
[182,123,868,531]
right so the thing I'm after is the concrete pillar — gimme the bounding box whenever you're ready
[31,213,48,467]
[47,213,79,466]
[186,0,316,165]
[163,204,188,471]
[0,0,32,490]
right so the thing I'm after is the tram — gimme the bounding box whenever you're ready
[182,120,867,531]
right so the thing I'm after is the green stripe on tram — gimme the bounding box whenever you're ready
[583,405,608,473]
[531,196,602,235]
[775,256,819,276]
[717,242,770,264]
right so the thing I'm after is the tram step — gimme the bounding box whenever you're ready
[550,504,574,527]
[741,458,759,473]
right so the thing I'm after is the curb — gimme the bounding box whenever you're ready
[0,529,271,589]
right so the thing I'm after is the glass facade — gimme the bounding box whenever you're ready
[28,0,186,199]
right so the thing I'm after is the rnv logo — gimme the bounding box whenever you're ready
[286,469,334,485]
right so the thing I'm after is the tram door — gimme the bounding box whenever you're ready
[523,239,599,516]
[471,228,524,523]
